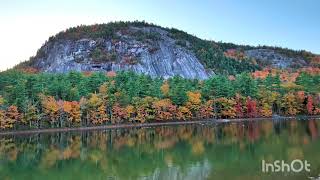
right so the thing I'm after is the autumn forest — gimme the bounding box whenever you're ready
[0,67,319,130]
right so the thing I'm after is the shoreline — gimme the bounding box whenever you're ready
[1,116,319,136]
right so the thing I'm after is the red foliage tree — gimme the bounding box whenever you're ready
[235,94,244,118]
[246,97,257,118]
[112,103,127,123]
[307,95,314,115]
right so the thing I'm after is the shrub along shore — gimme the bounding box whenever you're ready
[0,69,319,131]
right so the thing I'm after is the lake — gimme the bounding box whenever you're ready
[0,119,319,180]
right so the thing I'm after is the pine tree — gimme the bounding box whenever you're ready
[235,73,257,98]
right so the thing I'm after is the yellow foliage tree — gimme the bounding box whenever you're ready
[0,110,5,129]
[125,105,135,122]
[87,93,109,125]
[0,96,4,105]
[133,96,157,123]
[176,106,192,120]
[98,83,109,104]
[40,95,60,124]
[215,98,236,118]
[258,89,279,117]
[186,91,202,117]
[187,91,201,105]
[160,81,170,97]
[282,92,299,115]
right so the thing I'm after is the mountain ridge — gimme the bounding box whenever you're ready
[15,21,320,78]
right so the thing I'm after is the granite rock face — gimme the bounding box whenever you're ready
[33,27,213,79]
[245,49,308,68]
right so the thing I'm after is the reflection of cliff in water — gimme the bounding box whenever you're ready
[143,159,211,180]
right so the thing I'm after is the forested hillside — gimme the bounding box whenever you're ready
[1,21,319,131]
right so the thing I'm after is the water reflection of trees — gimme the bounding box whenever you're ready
[0,119,319,179]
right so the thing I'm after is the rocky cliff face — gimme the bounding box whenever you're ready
[244,49,308,68]
[32,26,213,79]
[19,22,318,78]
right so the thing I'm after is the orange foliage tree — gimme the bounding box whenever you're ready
[63,101,81,126]
[0,106,20,129]
[152,99,177,121]
[40,95,60,126]
[111,103,127,123]
[252,69,270,79]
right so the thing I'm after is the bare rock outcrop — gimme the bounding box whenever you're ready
[33,26,213,79]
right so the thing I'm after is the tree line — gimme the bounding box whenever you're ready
[0,70,319,130]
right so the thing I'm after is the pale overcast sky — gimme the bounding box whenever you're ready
[0,0,319,71]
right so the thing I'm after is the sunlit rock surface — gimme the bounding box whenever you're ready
[33,27,213,79]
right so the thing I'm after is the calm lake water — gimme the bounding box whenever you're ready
[0,119,319,180]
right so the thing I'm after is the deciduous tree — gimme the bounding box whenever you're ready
[153,99,177,121]
[199,100,214,119]
[133,96,156,123]
[176,106,192,120]
[111,103,127,123]
[160,81,170,98]
[63,101,81,126]
[40,95,60,126]
[258,89,279,117]
[235,94,244,118]
[23,103,38,128]
[87,93,109,125]
[1,106,20,129]
[215,97,236,118]
[281,93,299,116]
[125,105,135,122]
[246,97,257,118]
[186,91,202,117]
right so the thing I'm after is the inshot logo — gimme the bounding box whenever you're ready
[262,160,311,173]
